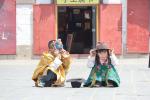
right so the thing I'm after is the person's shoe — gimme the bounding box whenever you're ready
[84,81,101,88]
[107,83,114,87]
[107,80,118,87]
[35,82,38,87]
[52,83,65,87]
[91,84,101,88]
[92,81,101,87]
[83,82,91,87]
[38,80,45,87]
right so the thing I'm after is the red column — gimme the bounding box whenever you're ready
[33,4,56,54]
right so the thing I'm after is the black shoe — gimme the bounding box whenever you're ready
[91,81,101,87]
[44,81,52,87]
[107,80,118,87]
[83,82,91,87]
[101,81,107,87]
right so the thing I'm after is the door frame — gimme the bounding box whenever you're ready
[55,4,99,49]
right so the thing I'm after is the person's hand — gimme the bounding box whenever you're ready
[54,49,59,54]
[90,49,96,57]
[54,50,61,58]
[109,48,114,56]
[59,48,66,54]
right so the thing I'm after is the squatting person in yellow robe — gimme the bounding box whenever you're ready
[32,39,71,87]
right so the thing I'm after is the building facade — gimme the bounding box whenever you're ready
[0,0,149,59]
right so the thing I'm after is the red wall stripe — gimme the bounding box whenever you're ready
[127,0,150,53]
[33,4,56,54]
[0,0,16,54]
[99,4,122,54]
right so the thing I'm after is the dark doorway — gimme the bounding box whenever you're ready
[58,6,96,54]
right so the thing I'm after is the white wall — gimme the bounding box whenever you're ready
[16,0,34,4]
[16,5,33,45]
[36,0,53,4]
[103,0,122,4]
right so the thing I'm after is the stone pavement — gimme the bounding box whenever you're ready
[0,57,150,100]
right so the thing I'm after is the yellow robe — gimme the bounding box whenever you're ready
[32,51,71,86]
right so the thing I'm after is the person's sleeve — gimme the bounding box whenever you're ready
[87,56,95,68]
[61,53,71,74]
[110,53,119,66]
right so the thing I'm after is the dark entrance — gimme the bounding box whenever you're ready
[58,6,96,54]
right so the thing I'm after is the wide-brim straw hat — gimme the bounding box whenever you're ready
[96,42,110,50]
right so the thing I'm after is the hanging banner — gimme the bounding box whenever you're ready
[57,0,99,4]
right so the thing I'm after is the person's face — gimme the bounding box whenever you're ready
[97,50,108,61]
[49,48,55,52]
[49,41,56,52]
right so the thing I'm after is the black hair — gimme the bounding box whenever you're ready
[95,49,111,66]
[48,40,55,49]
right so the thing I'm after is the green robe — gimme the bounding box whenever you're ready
[84,64,120,87]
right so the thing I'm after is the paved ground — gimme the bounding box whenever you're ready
[0,57,150,100]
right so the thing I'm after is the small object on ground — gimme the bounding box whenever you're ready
[66,78,85,88]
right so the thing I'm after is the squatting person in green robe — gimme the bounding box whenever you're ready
[83,42,120,87]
